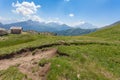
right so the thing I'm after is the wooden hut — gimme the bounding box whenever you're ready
[10,27,23,34]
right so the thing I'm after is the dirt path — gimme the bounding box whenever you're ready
[0,48,57,80]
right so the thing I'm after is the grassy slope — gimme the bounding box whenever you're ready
[45,24,120,80]
[49,45,120,80]
[88,23,120,41]
[0,34,106,56]
[0,24,120,80]
[0,67,27,80]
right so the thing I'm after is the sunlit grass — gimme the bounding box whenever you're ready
[0,23,120,80]
[0,66,27,80]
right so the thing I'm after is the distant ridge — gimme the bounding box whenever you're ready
[110,21,120,26]
[0,20,98,36]
[56,28,97,36]
[88,21,120,40]
[2,20,71,32]
[0,22,3,27]
[74,22,98,29]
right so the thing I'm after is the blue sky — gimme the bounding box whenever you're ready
[0,0,120,27]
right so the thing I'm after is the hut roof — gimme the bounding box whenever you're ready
[10,27,23,30]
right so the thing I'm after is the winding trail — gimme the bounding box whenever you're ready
[0,48,57,70]
[0,48,57,80]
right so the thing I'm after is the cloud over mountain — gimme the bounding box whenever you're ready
[12,1,43,22]
[12,1,41,16]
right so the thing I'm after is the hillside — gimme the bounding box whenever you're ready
[0,23,120,80]
[88,22,120,41]
[56,28,97,36]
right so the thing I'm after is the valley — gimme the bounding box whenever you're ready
[0,20,97,36]
[0,22,120,80]
[0,0,120,80]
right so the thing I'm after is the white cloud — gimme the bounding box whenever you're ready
[64,0,70,2]
[29,15,44,22]
[69,13,74,17]
[67,21,85,27]
[12,1,41,16]
[45,17,63,24]
[0,1,43,23]
[11,1,64,23]
[72,21,85,26]
[12,1,43,22]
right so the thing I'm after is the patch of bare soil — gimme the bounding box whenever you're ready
[0,48,57,80]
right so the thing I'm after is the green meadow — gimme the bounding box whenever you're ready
[0,24,120,80]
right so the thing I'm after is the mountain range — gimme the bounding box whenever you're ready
[0,22,3,26]
[1,20,71,32]
[56,28,97,36]
[73,22,98,29]
[0,20,98,35]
